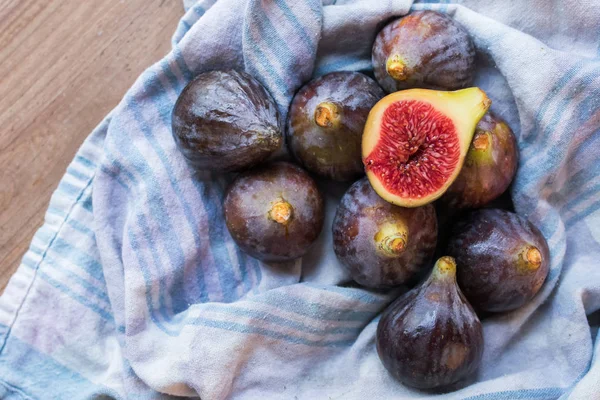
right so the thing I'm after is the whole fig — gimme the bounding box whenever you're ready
[224,162,324,262]
[172,70,282,172]
[447,209,550,312]
[332,178,437,288]
[287,72,384,181]
[377,256,483,390]
[372,10,475,92]
[441,112,519,209]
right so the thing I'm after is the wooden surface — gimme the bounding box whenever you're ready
[0,0,183,293]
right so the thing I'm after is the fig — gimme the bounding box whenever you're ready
[441,112,519,209]
[372,10,476,93]
[377,256,483,390]
[362,87,491,208]
[286,72,385,181]
[223,162,324,262]
[332,178,437,288]
[172,70,282,172]
[447,209,550,312]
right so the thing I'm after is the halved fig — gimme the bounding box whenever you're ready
[362,87,491,208]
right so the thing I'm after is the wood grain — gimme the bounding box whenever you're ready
[0,0,183,293]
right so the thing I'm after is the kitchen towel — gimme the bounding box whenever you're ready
[1,0,599,398]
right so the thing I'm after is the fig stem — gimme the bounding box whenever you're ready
[314,102,339,128]
[483,97,492,110]
[381,234,407,256]
[472,131,491,151]
[269,200,294,225]
[386,56,409,81]
[521,245,542,271]
[432,256,457,279]
[375,222,408,257]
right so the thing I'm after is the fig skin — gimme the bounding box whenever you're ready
[377,257,484,390]
[372,10,476,93]
[287,72,385,181]
[172,70,282,172]
[441,112,519,209]
[447,209,550,312]
[224,162,324,262]
[332,178,437,288]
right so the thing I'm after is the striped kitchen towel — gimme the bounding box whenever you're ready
[1,0,599,398]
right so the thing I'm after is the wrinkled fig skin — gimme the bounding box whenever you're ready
[448,209,550,312]
[172,70,282,172]
[377,257,484,390]
[332,178,437,288]
[442,113,519,209]
[224,162,324,262]
[372,11,475,92]
[287,72,385,181]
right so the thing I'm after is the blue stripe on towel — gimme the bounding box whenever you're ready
[274,0,317,49]
[189,318,355,348]
[0,332,119,399]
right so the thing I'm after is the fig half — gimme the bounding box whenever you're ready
[332,178,437,288]
[441,112,519,209]
[447,209,550,312]
[377,256,483,389]
[362,87,491,207]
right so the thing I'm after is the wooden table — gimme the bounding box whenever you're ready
[0,0,183,293]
